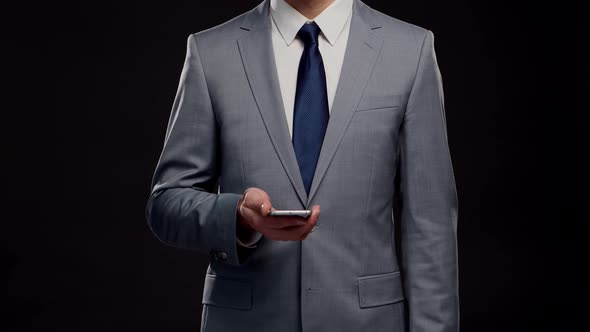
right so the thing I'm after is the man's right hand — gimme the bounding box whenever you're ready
[236,187,320,241]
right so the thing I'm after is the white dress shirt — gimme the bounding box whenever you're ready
[237,0,353,247]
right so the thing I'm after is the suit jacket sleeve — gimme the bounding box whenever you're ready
[145,34,257,266]
[398,30,460,332]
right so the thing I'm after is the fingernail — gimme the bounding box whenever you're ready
[310,225,316,233]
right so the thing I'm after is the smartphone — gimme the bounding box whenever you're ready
[268,209,312,218]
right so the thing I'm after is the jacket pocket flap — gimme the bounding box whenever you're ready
[358,271,405,308]
[202,274,252,310]
[356,93,404,112]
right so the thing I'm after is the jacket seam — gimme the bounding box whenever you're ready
[403,30,430,118]
[191,34,220,131]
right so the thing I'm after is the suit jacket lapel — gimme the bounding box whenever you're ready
[238,0,308,207]
[306,0,383,205]
[237,0,383,208]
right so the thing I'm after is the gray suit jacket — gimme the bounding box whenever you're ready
[145,0,459,331]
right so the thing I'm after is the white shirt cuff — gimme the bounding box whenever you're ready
[236,231,263,248]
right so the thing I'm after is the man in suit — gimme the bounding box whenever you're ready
[145,0,459,331]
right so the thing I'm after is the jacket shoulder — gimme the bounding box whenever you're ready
[362,2,431,43]
[189,5,255,45]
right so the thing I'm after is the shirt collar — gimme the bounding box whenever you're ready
[270,0,353,47]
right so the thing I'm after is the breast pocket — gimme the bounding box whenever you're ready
[355,93,405,112]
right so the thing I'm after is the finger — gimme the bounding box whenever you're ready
[242,188,273,216]
[239,203,264,229]
[299,205,320,240]
[263,205,320,229]
[260,197,273,217]
[266,219,315,241]
[264,206,320,240]
[262,215,308,229]
[264,225,309,241]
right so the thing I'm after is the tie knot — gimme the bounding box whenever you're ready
[297,21,321,47]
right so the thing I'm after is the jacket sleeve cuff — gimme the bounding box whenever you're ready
[209,192,253,266]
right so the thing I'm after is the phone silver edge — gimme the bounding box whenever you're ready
[268,209,312,217]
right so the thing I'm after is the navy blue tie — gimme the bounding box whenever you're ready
[292,22,329,195]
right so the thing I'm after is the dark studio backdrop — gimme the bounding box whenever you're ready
[4,0,582,331]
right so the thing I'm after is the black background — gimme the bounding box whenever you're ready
[4,0,582,331]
